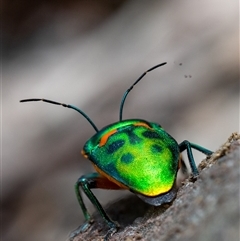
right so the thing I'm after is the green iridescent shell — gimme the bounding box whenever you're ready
[83,119,180,196]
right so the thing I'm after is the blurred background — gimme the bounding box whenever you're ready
[2,0,239,240]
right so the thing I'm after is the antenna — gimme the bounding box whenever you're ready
[119,62,167,121]
[20,98,99,132]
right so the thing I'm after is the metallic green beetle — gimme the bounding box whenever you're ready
[20,62,213,240]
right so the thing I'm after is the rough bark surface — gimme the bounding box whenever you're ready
[72,133,240,241]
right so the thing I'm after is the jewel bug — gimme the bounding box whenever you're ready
[20,62,213,240]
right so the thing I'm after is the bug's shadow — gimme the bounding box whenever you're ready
[90,194,150,233]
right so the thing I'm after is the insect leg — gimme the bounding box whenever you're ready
[71,172,121,240]
[179,140,213,176]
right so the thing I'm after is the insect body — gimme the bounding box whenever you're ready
[20,62,213,240]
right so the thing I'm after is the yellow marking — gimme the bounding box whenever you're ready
[99,129,117,147]
[143,185,172,196]
[93,164,129,190]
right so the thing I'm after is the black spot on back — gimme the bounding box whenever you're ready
[142,130,160,139]
[122,128,142,145]
[151,144,163,153]
[107,140,125,154]
[121,153,134,164]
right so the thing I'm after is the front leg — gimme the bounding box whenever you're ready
[69,172,122,240]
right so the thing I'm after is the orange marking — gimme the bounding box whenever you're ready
[99,129,117,147]
[81,150,88,159]
[95,176,123,190]
[134,122,151,128]
[93,164,129,190]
